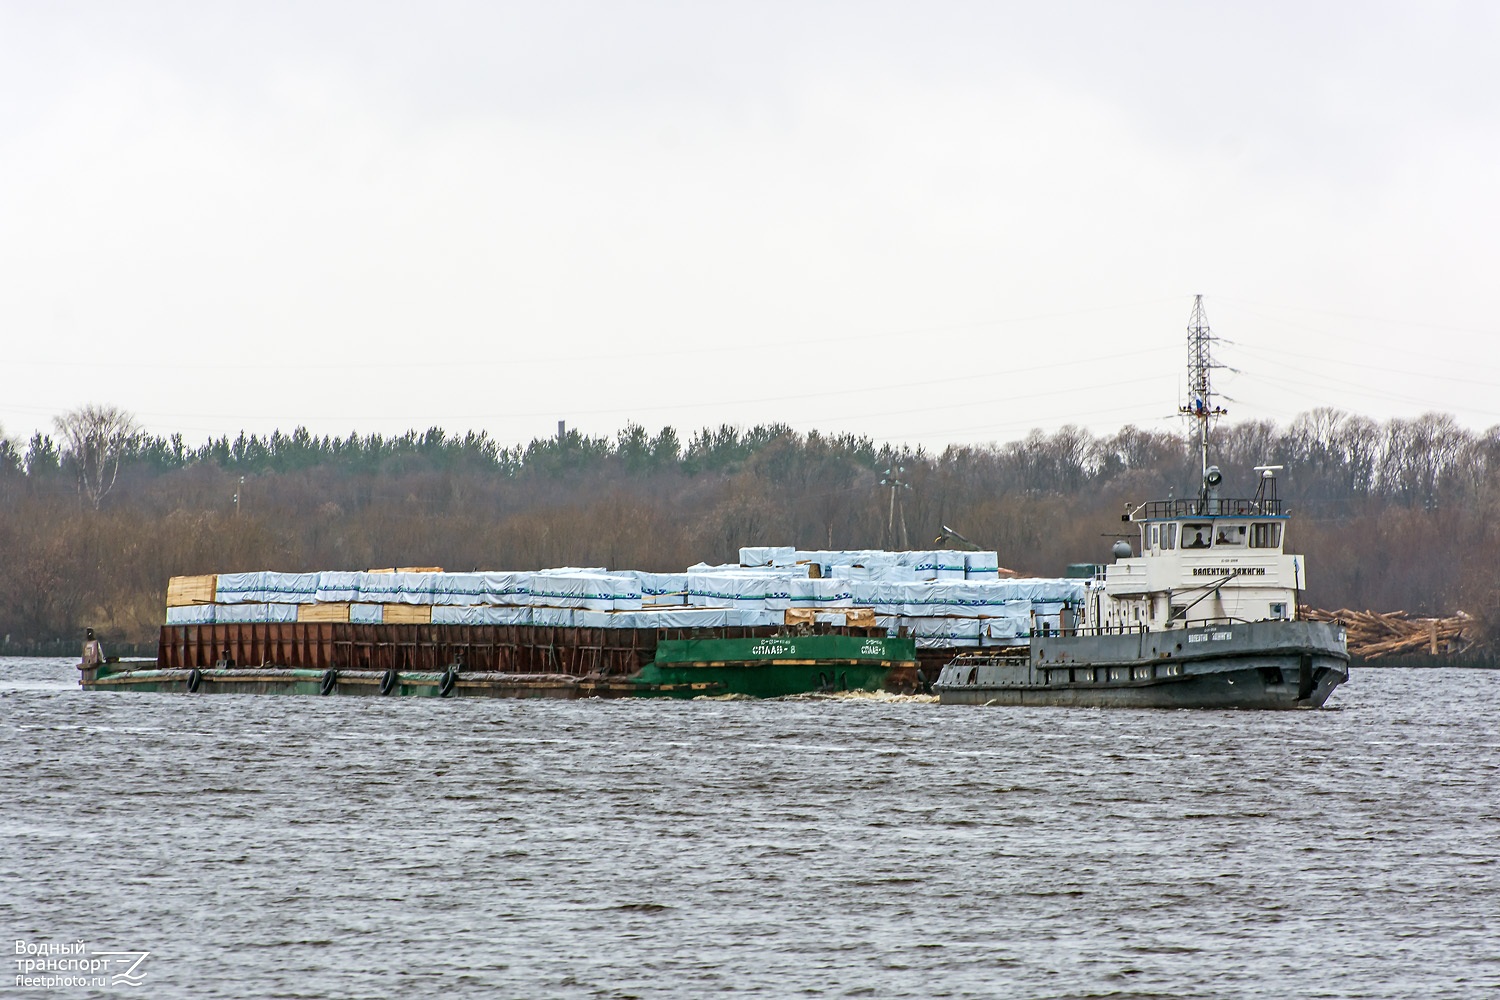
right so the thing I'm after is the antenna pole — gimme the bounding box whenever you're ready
[880,465,910,549]
[1178,294,1226,477]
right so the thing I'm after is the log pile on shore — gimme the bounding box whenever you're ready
[1301,607,1479,659]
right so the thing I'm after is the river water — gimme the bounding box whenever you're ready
[2,658,1497,999]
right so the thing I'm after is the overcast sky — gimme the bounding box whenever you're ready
[3,1,1497,452]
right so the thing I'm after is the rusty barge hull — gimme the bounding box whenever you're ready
[152,622,727,675]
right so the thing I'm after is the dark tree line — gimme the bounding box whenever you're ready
[1,408,1496,650]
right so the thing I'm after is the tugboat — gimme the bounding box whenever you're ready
[934,297,1349,708]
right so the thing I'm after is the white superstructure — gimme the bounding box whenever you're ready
[1097,467,1303,631]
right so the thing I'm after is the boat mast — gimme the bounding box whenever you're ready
[1178,294,1226,479]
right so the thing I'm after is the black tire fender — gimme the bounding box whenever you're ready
[438,668,457,697]
[186,668,203,693]
[320,668,337,695]
[380,669,398,695]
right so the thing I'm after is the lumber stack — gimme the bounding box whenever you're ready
[381,604,432,625]
[297,602,351,623]
[166,575,217,606]
[1302,607,1478,659]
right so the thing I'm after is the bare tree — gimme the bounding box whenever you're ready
[53,404,141,510]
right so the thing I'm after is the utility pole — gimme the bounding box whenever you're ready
[234,475,244,518]
[879,465,911,549]
[1179,294,1227,478]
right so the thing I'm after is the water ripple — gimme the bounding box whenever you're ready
[1,658,1498,998]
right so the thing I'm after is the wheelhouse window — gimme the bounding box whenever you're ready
[1150,524,1160,549]
[1162,523,1177,550]
[1250,522,1283,548]
[1214,524,1247,547]
[1183,523,1212,548]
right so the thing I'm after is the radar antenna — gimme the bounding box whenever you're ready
[1178,294,1227,478]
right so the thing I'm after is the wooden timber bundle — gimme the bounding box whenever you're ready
[1301,606,1478,659]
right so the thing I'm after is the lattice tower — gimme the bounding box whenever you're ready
[1178,294,1227,478]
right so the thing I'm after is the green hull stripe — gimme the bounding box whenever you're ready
[652,634,915,666]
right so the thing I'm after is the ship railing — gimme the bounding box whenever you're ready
[1062,624,1150,638]
[976,616,1274,640]
[1168,615,1272,627]
[1071,616,1274,636]
[1134,497,1283,520]
[948,651,1028,666]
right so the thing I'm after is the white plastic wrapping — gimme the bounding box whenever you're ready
[788,578,854,608]
[215,603,299,624]
[916,636,981,648]
[314,571,366,603]
[430,573,489,605]
[1006,579,1086,603]
[907,616,982,648]
[934,550,968,581]
[733,609,783,628]
[358,572,439,606]
[908,616,982,639]
[638,608,735,628]
[530,607,576,627]
[166,604,216,625]
[904,582,1034,617]
[739,546,796,567]
[432,605,533,626]
[762,576,796,611]
[575,609,638,629]
[479,571,533,605]
[979,614,1032,645]
[964,551,1001,579]
[687,573,792,609]
[848,581,924,615]
[794,549,896,569]
[631,572,689,605]
[529,572,642,611]
[215,571,321,604]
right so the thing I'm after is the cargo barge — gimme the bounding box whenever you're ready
[80,543,1071,699]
